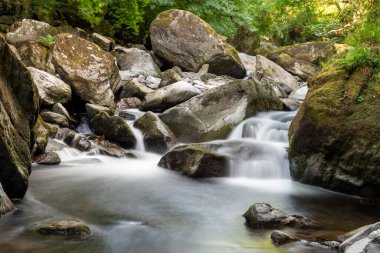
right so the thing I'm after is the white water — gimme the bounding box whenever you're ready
[227,111,297,179]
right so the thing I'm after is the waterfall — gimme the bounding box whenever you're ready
[227,111,297,179]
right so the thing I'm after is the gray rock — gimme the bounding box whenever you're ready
[88,136,136,158]
[16,41,55,74]
[204,75,236,88]
[340,222,380,253]
[73,136,91,152]
[160,79,282,142]
[56,128,76,145]
[238,53,257,72]
[119,78,154,100]
[34,152,61,165]
[114,47,160,77]
[0,35,39,199]
[270,230,297,246]
[28,67,72,105]
[5,19,58,44]
[91,33,115,51]
[51,103,74,124]
[160,66,184,87]
[116,97,142,110]
[158,144,230,178]
[146,76,161,89]
[40,112,69,128]
[86,103,114,119]
[134,112,177,154]
[281,98,301,111]
[140,81,201,112]
[150,9,246,78]
[0,183,15,216]
[243,203,318,229]
[90,112,136,149]
[30,217,91,238]
[52,33,121,107]
[276,53,318,80]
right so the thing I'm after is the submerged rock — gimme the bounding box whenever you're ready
[30,217,91,238]
[52,33,121,107]
[28,67,72,105]
[160,79,282,142]
[288,63,380,198]
[0,183,15,216]
[134,112,177,153]
[34,152,61,165]
[243,203,318,229]
[270,230,297,246]
[90,112,136,149]
[150,9,246,78]
[0,35,39,199]
[158,144,230,177]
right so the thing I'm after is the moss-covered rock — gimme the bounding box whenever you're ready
[158,144,230,177]
[276,53,318,80]
[134,112,177,154]
[16,40,55,74]
[90,112,136,149]
[0,34,39,199]
[30,217,91,238]
[150,9,246,78]
[288,63,380,198]
[32,116,58,155]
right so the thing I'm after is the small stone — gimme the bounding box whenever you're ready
[145,76,161,89]
[270,230,297,246]
[34,152,61,165]
[91,33,115,51]
[30,217,91,238]
[52,103,71,120]
[118,111,136,121]
[40,112,69,128]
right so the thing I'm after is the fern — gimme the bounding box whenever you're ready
[39,35,56,48]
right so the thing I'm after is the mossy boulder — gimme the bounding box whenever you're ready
[30,217,91,238]
[16,40,55,74]
[289,63,380,198]
[160,79,283,142]
[52,33,121,107]
[134,112,177,154]
[90,112,136,149]
[0,35,39,199]
[150,9,246,78]
[32,116,58,155]
[276,53,318,80]
[158,144,230,177]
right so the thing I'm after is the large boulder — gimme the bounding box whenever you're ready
[229,26,260,56]
[16,41,55,74]
[243,203,318,229]
[160,79,283,142]
[134,112,177,154]
[340,222,380,253]
[276,53,318,80]
[158,144,230,177]
[30,217,91,238]
[139,81,201,112]
[0,183,15,216]
[52,33,121,107]
[90,112,136,149]
[28,67,72,105]
[0,35,39,199]
[288,63,380,198]
[268,41,336,64]
[114,47,160,77]
[150,9,246,78]
[5,19,58,45]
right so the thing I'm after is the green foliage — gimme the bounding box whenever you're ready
[339,48,379,70]
[39,34,55,48]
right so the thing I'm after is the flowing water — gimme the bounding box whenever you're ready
[0,111,378,253]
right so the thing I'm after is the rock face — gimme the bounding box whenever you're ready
[52,33,121,107]
[243,203,318,229]
[288,64,380,198]
[140,81,201,112]
[340,222,380,253]
[90,112,136,149]
[28,67,72,105]
[150,9,246,78]
[30,217,91,238]
[0,183,15,216]
[160,79,282,142]
[134,112,177,154]
[268,41,336,64]
[0,35,39,199]
[158,144,230,177]
[276,53,318,80]
[114,47,160,77]
[5,19,58,45]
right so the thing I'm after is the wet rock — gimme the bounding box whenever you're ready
[158,144,230,177]
[0,35,39,199]
[40,112,69,128]
[134,112,177,153]
[204,75,236,88]
[91,33,115,51]
[86,103,114,119]
[116,97,142,110]
[16,41,55,74]
[32,116,58,155]
[160,66,184,87]
[30,217,91,238]
[150,9,246,78]
[34,152,61,165]
[88,137,136,158]
[28,67,72,105]
[114,47,160,77]
[52,33,121,107]
[281,98,301,111]
[73,136,91,151]
[5,19,58,44]
[276,53,318,80]
[90,112,136,149]
[160,79,282,142]
[270,230,297,246]
[0,183,15,216]
[322,240,340,250]
[229,26,260,55]
[56,128,76,145]
[45,138,67,152]
[340,222,380,253]
[243,203,318,229]
[140,81,201,112]
[119,78,154,100]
